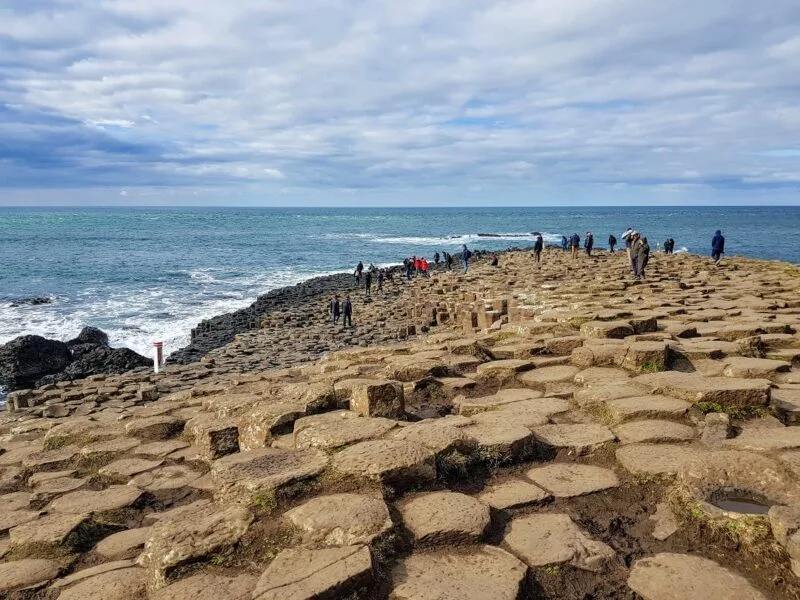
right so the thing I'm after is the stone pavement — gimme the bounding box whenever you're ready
[1,249,800,598]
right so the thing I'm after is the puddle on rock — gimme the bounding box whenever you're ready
[713,497,772,515]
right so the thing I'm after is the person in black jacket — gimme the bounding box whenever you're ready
[364,271,372,297]
[608,234,617,253]
[711,230,725,264]
[330,295,340,325]
[635,237,650,279]
[584,232,594,256]
[343,295,353,327]
[533,234,544,263]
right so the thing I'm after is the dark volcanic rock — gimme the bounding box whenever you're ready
[68,326,110,347]
[167,272,359,364]
[37,346,152,387]
[9,296,54,307]
[0,335,73,390]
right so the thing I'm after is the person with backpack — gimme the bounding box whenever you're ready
[343,295,353,327]
[330,295,340,325]
[462,244,471,273]
[608,234,617,253]
[711,230,725,264]
[569,233,580,259]
[533,234,544,263]
[354,261,363,285]
[584,232,594,256]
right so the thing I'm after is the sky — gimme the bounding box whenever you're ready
[1,0,800,206]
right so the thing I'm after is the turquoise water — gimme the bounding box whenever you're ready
[1,206,798,357]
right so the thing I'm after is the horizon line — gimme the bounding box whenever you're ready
[1,203,799,209]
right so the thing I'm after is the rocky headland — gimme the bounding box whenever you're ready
[2,248,800,599]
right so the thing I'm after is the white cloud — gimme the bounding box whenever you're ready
[1,0,800,203]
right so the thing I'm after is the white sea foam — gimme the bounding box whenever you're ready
[321,232,562,246]
[0,266,346,358]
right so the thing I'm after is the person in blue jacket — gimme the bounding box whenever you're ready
[461,244,471,273]
[711,230,725,264]
[561,235,568,251]
[569,232,580,259]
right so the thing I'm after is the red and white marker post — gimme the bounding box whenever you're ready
[152,341,164,373]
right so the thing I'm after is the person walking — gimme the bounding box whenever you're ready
[635,236,651,279]
[533,234,544,263]
[330,295,340,325]
[608,234,617,253]
[584,232,594,256]
[364,270,372,297]
[711,230,725,264]
[343,295,353,327]
[462,244,471,273]
[569,232,580,259]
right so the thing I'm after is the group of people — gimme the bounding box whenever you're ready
[560,232,596,258]
[621,228,651,279]
[329,294,352,327]
[354,261,390,297]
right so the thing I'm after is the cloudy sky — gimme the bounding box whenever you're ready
[2,0,800,206]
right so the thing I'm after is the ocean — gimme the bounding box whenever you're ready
[1,206,799,361]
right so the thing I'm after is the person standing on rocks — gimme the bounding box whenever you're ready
[608,234,617,253]
[354,262,364,285]
[561,235,568,251]
[462,244,471,273]
[364,270,372,297]
[330,295,341,325]
[434,252,440,266]
[446,252,453,270]
[635,236,651,279]
[343,295,353,327]
[584,232,594,256]
[712,230,725,265]
[377,269,384,293]
[569,233,580,259]
[533,234,544,263]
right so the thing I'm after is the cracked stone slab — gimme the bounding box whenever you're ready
[454,388,543,416]
[633,372,771,408]
[151,572,258,600]
[613,420,696,445]
[138,503,253,589]
[0,559,61,594]
[628,553,767,600]
[389,545,527,600]
[389,421,477,457]
[98,458,163,479]
[212,448,329,504]
[723,426,800,451]
[95,527,151,560]
[284,493,392,546]
[252,545,373,600]
[503,513,615,571]
[293,411,398,450]
[605,395,692,422]
[531,423,615,455]
[477,479,551,510]
[519,366,581,391]
[615,443,704,475]
[9,512,91,548]
[54,567,147,600]
[525,463,619,497]
[331,440,435,487]
[399,491,490,545]
[48,486,144,514]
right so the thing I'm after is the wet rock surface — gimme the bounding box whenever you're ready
[0,250,799,599]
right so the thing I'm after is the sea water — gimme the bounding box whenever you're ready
[1,205,799,360]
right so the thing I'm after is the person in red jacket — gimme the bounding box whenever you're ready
[421,258,429,277]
